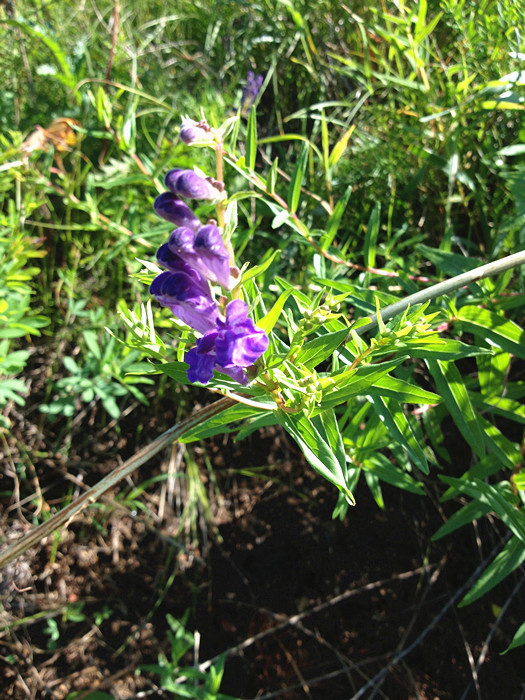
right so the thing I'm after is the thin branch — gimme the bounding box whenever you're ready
[356,249,525,335]
[0,397,235,570]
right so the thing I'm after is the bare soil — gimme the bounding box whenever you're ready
[1,374,524,699]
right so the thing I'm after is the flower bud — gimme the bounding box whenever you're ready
[164,169,221,200]
[180,117,212,145]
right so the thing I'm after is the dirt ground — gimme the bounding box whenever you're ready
[1,379,524,699]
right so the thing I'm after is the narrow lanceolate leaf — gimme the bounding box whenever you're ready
[368,395,429,474]
[501,620,525,654]
[318,357,409,409]
[266,156,279,194]
[366,454,425,495]
[456,306,525,361]
[180,402,271,442]
[459,536,525,607]
[295,328,349,369]
[320,185,352,251]
[245,107,258,172]
[277,409,354,504]
[287,143,309,214]
[363,202,380,269]
[432,500,492,540]
[367,376,440,404]
[426,359,485,460]
[328,125,356,167]
[241,248,282,285]
[257,287,294,333]
[439,476,525,544]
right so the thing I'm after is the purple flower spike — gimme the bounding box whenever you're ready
[165,169,221,201]
[154,192,201,232]
[168,225,233,290]
[215,299,269,368]
[150,269,219,334]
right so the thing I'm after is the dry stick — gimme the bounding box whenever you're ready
[196,565,434,675]
[1,250,525,570]
[458,573,525,700]
[351,537,510,700]
[0,397,235,570]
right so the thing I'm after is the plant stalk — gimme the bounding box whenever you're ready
[357,249,525,335]
[0,397,235,570]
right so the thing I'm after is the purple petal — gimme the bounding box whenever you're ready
[168,225,233,290]
[185,331,218,384]
[156,242,185,271]
[150,270,219,334]
[154,192,201,231]
[165,169,220,200]
[215,300,269,368]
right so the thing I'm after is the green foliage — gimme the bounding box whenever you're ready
[140,613,239,699]
[1,0,525,678]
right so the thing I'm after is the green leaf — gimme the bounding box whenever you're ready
[456,306,525,361]
[266,157,279,194]
[426,359,485,459]
[367,376,440,404]
[159,362,192,385]
[501,619,525,654]
[368,395,429,474]
[432,500,492,540]
[363,202,380,269]
[295,329,348,369]
[398,337,492,361]
[241,248,281,285]
[318,357,409,410]
[257,287,294,334]
[366,454,425,494]
[277,409,354,503]
[181,402,272,442]
[245,108,258,171]
[460,536,525,607]
[83,330,101,360]
[439,476,525,543]
[287,143,309,214]
[418,244,480,276]
[320,185,352,251]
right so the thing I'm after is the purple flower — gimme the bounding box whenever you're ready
[241,71,264,115]
[149,268,220,334]
[168,225,233,290]
[215,300,269,367]
[154,192,201,231]
[180,117,211,145]
[165,169,221,201]
[184,300,268,385]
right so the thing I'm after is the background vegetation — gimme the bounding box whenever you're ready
[1,0,524,697]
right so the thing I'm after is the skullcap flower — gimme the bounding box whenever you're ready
[215,300,269,368]
[149,268,219,334]
[154,192,201,232]
[184,299,268,385]
[168,225,233,290]
[165,169,222,201]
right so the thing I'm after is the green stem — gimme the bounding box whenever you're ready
[357,249,525,335]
